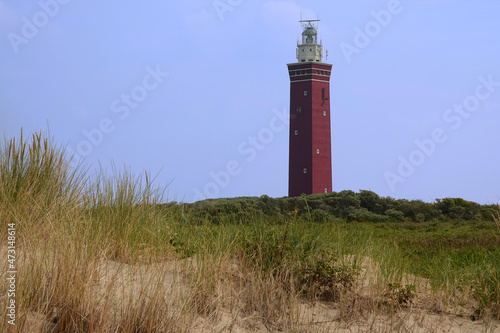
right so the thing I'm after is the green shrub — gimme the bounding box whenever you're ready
[359,190,385,215]
[302,209,331,223]
[385,283,417,305]
[297,254,360,301]
[347,207,389,222]
[415,213,425,223]
[385,209,405,221]
[436,198,482,220]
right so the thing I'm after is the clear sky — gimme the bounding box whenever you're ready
[1,0,499,204]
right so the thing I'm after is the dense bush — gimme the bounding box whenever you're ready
[385,209,405,221]
[180,192,495,225]
[346,207,389,223]
[436,198,482,220]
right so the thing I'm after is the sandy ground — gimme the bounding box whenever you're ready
[11,254,500,332]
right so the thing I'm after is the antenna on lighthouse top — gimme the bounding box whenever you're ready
[299,19,320,30]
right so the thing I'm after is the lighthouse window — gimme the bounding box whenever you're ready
[294,130,299,136]
[297,107,302,113]
[303,168,307,174]
[304,91,308,96]
[317,149,320,155]
[325,188,328,193]
[323,111,327,117]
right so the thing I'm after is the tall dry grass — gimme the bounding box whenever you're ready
[494,204,500,233]
[0,130,86,231]
[0,131,189,332]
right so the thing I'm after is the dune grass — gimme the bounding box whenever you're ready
[1,131,499,332]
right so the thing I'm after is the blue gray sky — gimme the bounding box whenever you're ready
[1,0,499,203]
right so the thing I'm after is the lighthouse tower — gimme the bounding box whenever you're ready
[287,20,332,197]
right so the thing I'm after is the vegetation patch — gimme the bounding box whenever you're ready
[1,131,499,332]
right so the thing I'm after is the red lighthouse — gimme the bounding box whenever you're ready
[288,20,332,197]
